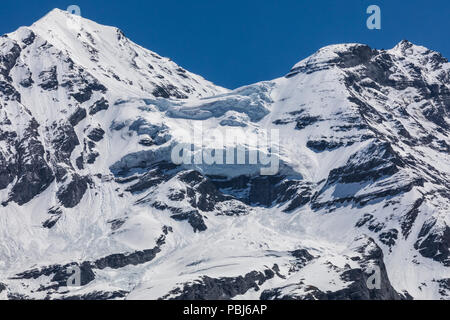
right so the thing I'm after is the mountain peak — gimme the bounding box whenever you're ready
[31,7,110,34]
[397,39,414,48]
[43,7,70,17]
[286,43,375,77]
[287,40,448,79]
[2,8,226,104]
[34,8,80,25]
[291,43,370,69]
[390,39,431,56]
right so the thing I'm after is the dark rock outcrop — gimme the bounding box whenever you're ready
[171,210,207,233]
[261,238,404,300]
[12,227,172,296]
[56,174,89,208]
[69,108,87,126]
[162,268,277,300]
[39,66,58,91]
[415,223,450,267]
[87,127,105,142]
[89,97,109,115]
[9,119,55,205]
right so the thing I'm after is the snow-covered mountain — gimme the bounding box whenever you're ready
[0,9,449,300]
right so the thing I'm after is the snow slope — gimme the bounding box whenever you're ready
[0,9,449,300]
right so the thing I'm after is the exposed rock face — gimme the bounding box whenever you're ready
[171,210,207,233]
[89,97,109,115]
[56,174,89,208]
[93,247,162,270]
[62,290,128,300]
[0,150,16,191]
[162,268,277,300]
[260,238,404,300]
[69,108,87,126]
[10,227,171,298]
[87,127,105,142]
[8,119,55,205]
[415,223,450,267]
[0,10,449,300]
[39,66,58,91]
[16,262,96,289]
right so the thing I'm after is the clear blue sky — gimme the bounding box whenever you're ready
[0,0,448,89]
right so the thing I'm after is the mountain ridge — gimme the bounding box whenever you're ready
[0,10,449,300]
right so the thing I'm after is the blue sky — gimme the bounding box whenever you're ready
[0,0,448,89]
